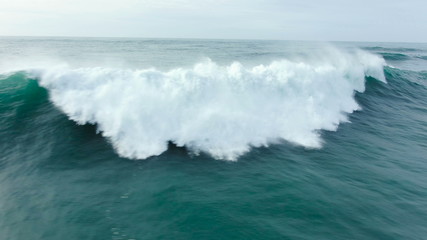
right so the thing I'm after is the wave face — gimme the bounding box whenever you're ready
[31,49,385,160]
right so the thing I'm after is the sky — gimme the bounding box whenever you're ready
[0,0,426,42]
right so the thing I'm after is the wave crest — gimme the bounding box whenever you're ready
[35,49,385,160]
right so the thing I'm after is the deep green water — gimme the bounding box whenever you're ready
[1,38,427,240]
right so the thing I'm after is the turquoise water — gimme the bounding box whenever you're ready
[1,38,427,239]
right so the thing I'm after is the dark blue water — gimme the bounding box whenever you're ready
[1,38,426,240]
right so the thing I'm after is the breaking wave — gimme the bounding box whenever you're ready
[20,49,386,160]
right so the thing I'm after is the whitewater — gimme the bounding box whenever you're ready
[15,48,386,160]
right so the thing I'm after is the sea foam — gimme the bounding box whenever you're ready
[35,49,385,160]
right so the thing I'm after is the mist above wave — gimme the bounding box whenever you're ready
[34,49,385,160]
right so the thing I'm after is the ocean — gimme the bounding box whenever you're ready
[0,37,426,240]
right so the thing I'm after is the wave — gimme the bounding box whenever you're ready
[383,66,427,89]
[416,55,427,61]
[379,52,411,61]
[362,46,422,52]
[5,48,386,160]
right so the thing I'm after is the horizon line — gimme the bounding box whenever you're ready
[0,34,425,44]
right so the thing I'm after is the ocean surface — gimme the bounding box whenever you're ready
[0,37,426,240]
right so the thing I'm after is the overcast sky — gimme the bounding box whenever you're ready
[0,0,425,42]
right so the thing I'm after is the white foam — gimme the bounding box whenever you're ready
[35,48,385,160]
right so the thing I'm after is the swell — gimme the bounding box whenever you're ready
[379,52,411,61]
[362,46,423,52]
[416,55,427,61]
[382,67,427,103]
[1,49,389,160]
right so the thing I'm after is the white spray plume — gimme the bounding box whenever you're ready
[34,48,385,160]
